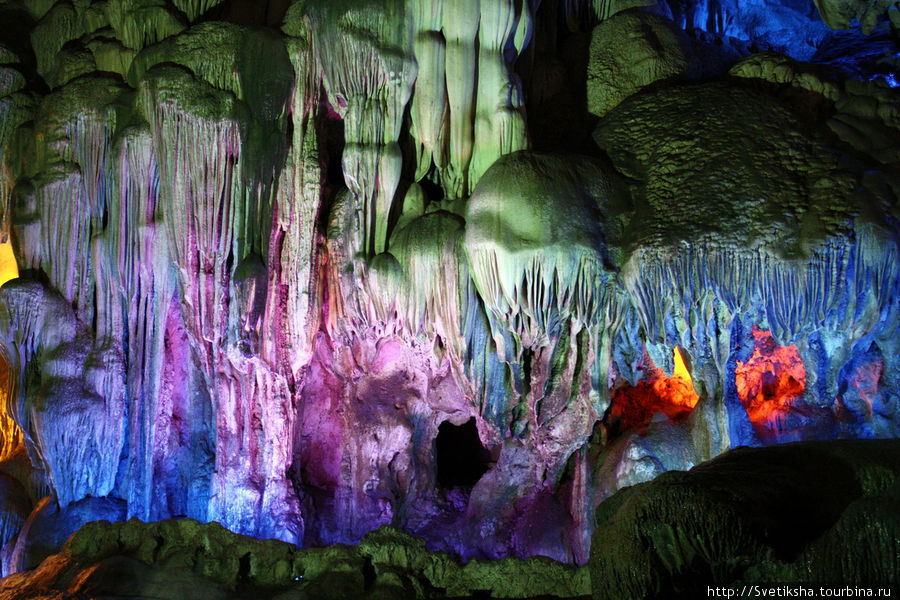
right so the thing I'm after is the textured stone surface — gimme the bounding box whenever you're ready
[0,0,896,584]
[0,519,590,600]
[590,439,900,599]
[586,11,696,118]
[4,496,125,576]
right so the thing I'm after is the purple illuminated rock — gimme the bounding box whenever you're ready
[0,0,896,582]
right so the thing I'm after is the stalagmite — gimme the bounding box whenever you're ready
[0,0,897,584]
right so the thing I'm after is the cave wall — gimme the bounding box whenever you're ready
[0,0,897,569]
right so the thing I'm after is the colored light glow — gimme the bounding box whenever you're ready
[869,73,900,88]
[0,241,18,287]
[0,352,23,461]
[608,347,700,433]
[0,239,21,459]
[836,355,883,421]
[734,327,806,428]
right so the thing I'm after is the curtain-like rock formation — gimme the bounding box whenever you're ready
[0,0,897,578]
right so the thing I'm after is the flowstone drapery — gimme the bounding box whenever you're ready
[0,0,897,574]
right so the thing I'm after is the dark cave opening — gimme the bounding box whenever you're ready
[435,418,492,489]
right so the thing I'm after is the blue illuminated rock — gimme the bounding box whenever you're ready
[0,0,896,585]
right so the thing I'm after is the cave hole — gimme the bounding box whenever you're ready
[418,166,445,203]
[319,90,346,189]
[237,552,251,583]
[435,418,492,489]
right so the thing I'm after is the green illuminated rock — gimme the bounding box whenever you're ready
[586,12,695,118]
[0,520,591,599]
[589,440,900,600]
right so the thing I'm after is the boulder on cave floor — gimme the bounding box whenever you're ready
[589,439,900,600]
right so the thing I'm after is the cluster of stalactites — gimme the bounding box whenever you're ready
[139,67,243,366]
[440,0,531,197]
[0,47,32,238]
[812,0,899,33]
[369,211,474,362]
[463,151,628,358]
[299,0,533,257]
[553,0,659,28]
[274,16,324,373]
[0,74,142,507]
[468,246,621,353]
[28,0,236,93]
[17,77,125,334]
[303,0,415,258]
[623,224,900,404]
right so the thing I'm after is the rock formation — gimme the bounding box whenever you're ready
[590,439,900,599]
[0,519,591,599]
[0,0,896,584]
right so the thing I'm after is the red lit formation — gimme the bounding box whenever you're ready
[608,348,699,433]
[735,327,806,437]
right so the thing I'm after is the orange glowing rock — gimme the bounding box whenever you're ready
[609,347,700,432]
[735,327,806,427]
[0,354,22,460]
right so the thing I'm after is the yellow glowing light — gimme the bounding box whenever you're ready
[0,239,22,458]
[672,346,692,382]
[0,241,18,287]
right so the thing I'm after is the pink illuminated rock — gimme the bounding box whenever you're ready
[0,0,896,580]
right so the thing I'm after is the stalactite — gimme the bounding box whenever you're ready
[306,0,416,256]
[138,62,306,541]
[0,0,898,577]
[106,126,181,522]
[171,0,227,22]
[468,0,531,187]
[409,0,447,183]
[140,65,241,368]
[105,0,186,52]
[465,152,625,351]
[278,6,325,372]
[0,73,131,507]
[624,225,898,404]
[441,0,480,199]
[0,56,32,239]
